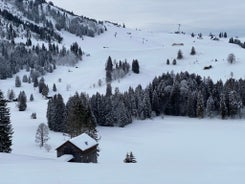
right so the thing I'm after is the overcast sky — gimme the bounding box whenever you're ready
[51,0,245,36]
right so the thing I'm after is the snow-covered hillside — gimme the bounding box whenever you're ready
[1,1,245,184]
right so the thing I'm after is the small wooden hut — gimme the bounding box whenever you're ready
[56,133,98,163]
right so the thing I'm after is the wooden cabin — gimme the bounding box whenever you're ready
[56,133,98,163]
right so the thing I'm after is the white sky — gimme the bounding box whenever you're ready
[50,0,245,36]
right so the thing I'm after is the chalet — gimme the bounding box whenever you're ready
[56,133,98,163]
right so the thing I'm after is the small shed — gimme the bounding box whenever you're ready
[56,133,98,163]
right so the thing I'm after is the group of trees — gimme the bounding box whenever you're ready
[105,56,140,83]
[124,152,137,163]
[46,71,245,131]
[0,40,83,79]
[218,32,228,38]
[229,37,245,49]
[105,56,130,83]
[91,72,245,127]
[166,47,196,65]
[47,93,98,139]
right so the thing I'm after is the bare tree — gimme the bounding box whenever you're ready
[227,53,236,64]
[35,123,49,147]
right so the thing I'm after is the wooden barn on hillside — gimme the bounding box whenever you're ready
[56,133,98,163]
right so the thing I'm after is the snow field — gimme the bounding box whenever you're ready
[1,21,245,184]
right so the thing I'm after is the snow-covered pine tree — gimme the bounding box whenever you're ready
[106,83,112,97]
[132,59,140,74]
[18,91,27,111]
[142,89,152,119]
[177,49,183,60]
[187,91,197,117]
[129,152,137,163]
[0,90,13,153]
[30,94,34,101]
[228,91,242,118]
[196,91,205,118]
[220,93,228,119]
[47,94,65,132]
[190,46,196,55]
[152,89,160,116]
[111,88,132,127]
[15,75,21,87]
[206,95,215,117]
[7,89,15,101]
[128,87,138,118]
[135,85,144,119]
[52,83,57,92]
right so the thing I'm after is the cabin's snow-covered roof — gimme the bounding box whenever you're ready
[69,133,97,151]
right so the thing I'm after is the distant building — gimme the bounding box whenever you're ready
[56,133,98,163]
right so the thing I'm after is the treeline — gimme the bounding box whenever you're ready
[105,56,140,83]
[229,37,245,49]
[0,40,83,79]
[47,72,245,131]
[92,72,245,126]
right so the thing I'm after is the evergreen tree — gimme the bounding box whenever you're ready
[152,90,160,116]
[141,89,152,119]
[111,90,132,127]
[206,95,215,117]
[7,89,15,101]
[106,83,112,97]
[52,83,57,92]
[15,75,21,87]
[166,59,170,65]
[0,91,13,153]
[220,93,228,119]
[172,59,177,65]
[30,94,34,101]
[129,152,137,163]
[228,91,242,118]
[47,94,65,132]
[196,91,204,118]
[224,32,227,38]
[18,91,27,111]
[106,70,112,83]
[177,49,183,59]
[190,46,196,55]
[33,76,39,88]
[132,59,140,74]
[105,56,113,83]
[105,56,113,72]
[187,91,197,117]
[38,77,45,93]
[41,84,49,97]
[22,75,28,83]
